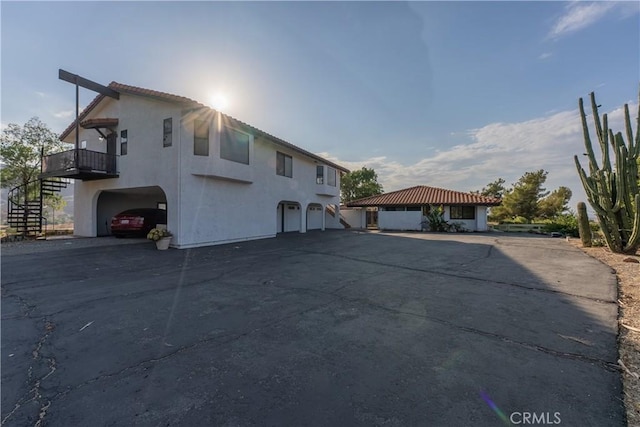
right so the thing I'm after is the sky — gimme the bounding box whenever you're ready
[1,1,639,207]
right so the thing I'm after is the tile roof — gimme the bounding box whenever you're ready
[346,185,501,207]
[59,82,349,173]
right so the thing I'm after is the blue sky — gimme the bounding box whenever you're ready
[2,1,639,204]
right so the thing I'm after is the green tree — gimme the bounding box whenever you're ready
[1,117,65,191]
[486,170,571,222]
[478,178,506,199]
[43,194,67,225]
[537,186,572,219]
[340,167,383,203]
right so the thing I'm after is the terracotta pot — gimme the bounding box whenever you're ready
[155,237,171,250]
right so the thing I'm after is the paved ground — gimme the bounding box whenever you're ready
[1,231,624,426]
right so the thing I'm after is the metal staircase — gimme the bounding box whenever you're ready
[7,178,70,237]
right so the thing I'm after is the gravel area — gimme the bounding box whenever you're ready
[569,238,640,426]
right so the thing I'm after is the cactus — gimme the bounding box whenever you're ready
[574,89,640,254]
[576,202,592,247]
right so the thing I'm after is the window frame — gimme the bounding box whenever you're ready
[327,167,337,187]
[316,165,324,184]
[450,205,476,220]
[120,130,128,156]
[220,125,250,165]
[163,118,172,147]
[193,119,209,156]
[276,152,293,178]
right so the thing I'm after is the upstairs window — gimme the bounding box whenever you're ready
[327,167,337,187]
[194,119,209,156]
[276,152,292,178]
[450,206,476,219]
[120,130,128,155]
[163,118,172,147]
[221,126,250,164]
[316,165,324,184]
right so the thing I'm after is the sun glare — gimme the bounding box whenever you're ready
[209,93,229,112]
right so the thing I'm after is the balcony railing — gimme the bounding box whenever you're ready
[41,149,118,180]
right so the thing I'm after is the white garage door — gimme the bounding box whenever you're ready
[307,205,323,230]
[284,204,301,232]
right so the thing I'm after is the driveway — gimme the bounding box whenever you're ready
[1,231,623,426]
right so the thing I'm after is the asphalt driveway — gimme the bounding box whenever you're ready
[1,231,624,426]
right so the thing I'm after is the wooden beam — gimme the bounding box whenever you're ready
[58,69,120,100]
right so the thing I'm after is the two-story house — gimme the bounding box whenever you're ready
[41,82,349,248]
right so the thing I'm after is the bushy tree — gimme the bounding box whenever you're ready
[485,170,571,222]
[1,117,65,191]
[537,186,572,219]
[340,167,383,203]
[478,178,506,199]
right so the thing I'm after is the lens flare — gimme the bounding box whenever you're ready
[480,390,511,425]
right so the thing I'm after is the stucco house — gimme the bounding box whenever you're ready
[344,185,501,231]
[40,81,349,248]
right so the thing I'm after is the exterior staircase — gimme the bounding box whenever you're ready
[7,178,70,237]
[326,205,351,229]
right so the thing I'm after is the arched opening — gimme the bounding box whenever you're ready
[96,186,167,236]
[306,203,323,231]
[276,201,301,233]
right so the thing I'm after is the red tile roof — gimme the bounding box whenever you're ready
[346,185,501,207]
[59,82,349,173]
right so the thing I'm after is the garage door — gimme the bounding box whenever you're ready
[307,205,323,230]
[283,203,301,232]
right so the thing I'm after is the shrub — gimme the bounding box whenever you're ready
[541,214,579,237]
[425,206,449,232]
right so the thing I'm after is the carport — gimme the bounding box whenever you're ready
[96,186,167,236]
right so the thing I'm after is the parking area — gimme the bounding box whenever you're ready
[1,230,624,426]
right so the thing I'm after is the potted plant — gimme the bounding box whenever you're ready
[147,227,172,250]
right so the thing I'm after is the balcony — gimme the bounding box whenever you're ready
[316,181,339,197]
[40,149,118,181]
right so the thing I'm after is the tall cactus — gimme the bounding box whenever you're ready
[574,89,640,254]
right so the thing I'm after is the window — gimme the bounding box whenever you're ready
[120,130,128,156]
[163,118,172,147]
[221,126,249,164]
[450,206,476,219]
[194,119,209,156]
[406,206,421,211]
[316,166,324,184]
[276,152,292,177]
[327,167,336,187]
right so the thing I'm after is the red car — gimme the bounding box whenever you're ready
[110,208,167,237]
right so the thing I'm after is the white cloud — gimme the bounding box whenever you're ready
[548,2,615,39]
[35,91,47,98]
[538,52,552,60]
[320,101,638,207]
[53,110,74,119]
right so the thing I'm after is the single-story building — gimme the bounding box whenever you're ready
[344,185,501,231]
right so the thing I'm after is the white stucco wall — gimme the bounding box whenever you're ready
[377,205,490,232]
[476,206,488,231]
[379,211,422,231]
[341,207,365,229]
[70,93,342,247]
[176,113,341,248]
[72,95,181,237]
[307,205,323,230]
